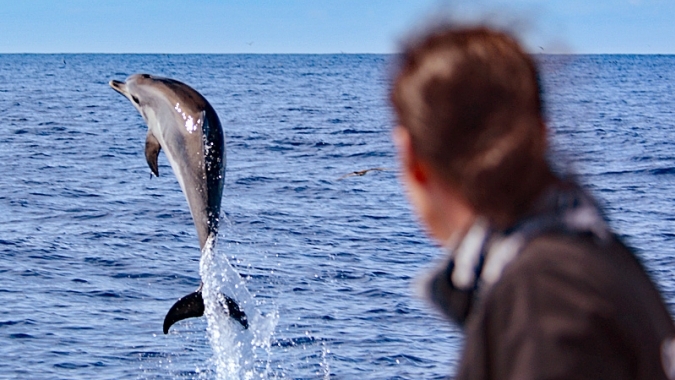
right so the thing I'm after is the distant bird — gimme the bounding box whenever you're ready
[338,167,389,180]
[246,41,254,46]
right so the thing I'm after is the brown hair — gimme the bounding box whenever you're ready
[391,26,553,228]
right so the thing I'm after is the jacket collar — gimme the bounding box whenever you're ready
[424,181,611,325]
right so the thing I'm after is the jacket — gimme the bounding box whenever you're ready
[425,184,675,379]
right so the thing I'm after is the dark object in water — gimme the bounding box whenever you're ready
[338,167,389,180]
[163,290,249,334]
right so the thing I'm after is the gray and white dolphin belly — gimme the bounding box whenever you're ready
[109,74,247,333]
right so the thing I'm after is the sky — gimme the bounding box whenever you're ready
[0,0,673,54]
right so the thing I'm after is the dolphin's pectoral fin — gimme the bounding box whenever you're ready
[162,291,248,334]
[145,132,161,177]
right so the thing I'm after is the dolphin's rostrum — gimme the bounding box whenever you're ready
[109,74,247,333]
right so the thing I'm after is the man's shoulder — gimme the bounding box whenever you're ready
[471,232,675,380]
[487,232,647,313]
[506,232,635,286]
[487,231,668,325]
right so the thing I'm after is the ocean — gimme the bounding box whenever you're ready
[0,54,673,379]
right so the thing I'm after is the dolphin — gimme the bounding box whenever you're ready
[109,74,247,333]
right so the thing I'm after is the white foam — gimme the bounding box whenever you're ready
[200,235,278,380]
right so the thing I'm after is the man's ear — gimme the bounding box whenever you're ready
[393,126,428,185]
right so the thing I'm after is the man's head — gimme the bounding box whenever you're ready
[391,26,552,237]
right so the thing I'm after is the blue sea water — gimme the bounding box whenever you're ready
[0,54,673,379]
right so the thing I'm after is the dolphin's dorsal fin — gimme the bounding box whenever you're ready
[145,131,161,176]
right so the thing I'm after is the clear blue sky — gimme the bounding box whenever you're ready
[0,0,673,54]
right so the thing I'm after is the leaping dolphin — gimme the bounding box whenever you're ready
[109,74,248,333]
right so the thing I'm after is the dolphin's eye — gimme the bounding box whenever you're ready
[131,95,140,104]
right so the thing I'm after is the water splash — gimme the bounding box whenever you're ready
[200,235,278,379]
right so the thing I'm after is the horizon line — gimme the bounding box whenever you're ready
[1,52,674,56]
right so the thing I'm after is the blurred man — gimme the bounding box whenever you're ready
[391,26,675,379]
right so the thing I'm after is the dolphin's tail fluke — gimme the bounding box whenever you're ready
[163,291,204,334]
[163,290,249,334]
